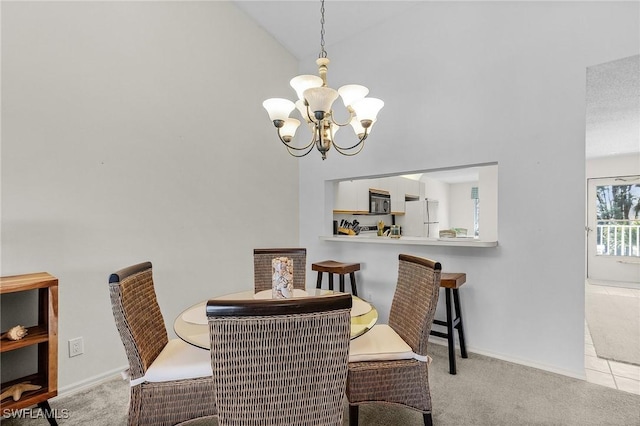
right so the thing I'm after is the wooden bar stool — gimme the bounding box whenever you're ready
[312,260,360,296]
[429,272,468,375]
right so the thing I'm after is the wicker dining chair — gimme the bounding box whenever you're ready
[346,254,441,426]
[108,262,217,426]
[253,248,307,293]
[206,293,352,426]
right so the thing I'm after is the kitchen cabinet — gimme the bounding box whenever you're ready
[334,180,359,212]
[388,177,405,214]
[390,177,424,215]
[334,177,424,215]
[334,179,378,214]
[357,179,376,212]
[404,178,421,200]
[1,272,58,424]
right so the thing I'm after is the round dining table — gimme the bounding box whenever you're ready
[174,289,378,349]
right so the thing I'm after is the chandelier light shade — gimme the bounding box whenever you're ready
[290,75,323,101]
[280,118,301,142]
[337,84,369,108]
[263,0,383,160]
[351,98,385,124]
[262,98,295,122]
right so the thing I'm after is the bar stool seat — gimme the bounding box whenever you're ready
[312,260,360,296]
[429,272,468,375]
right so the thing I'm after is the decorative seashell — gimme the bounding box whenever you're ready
[5,325,28,341]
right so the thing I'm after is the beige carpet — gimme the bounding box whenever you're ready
[3,343,640,426]
[585,292,640,366]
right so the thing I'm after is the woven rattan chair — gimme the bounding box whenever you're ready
[253,248,307,293]
[346,254,441,426]
[206,293,352,426]
[109,262,217,426]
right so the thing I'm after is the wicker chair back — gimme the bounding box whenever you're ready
[109,261,168,379]
[206,293,352,426]
[346,254,442,425]
[253,248,307,293]
[388,254,442,357]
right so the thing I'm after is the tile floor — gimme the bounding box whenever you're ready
[584,282,640,395]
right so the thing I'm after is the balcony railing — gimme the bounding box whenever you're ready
[596,220,640,257]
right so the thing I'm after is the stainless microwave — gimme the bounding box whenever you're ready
[369,189,391,214]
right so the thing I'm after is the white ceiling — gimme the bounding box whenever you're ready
[234,1,419,61]
[402,169,481,184]
[235,1,639,160]
[586,55,640,159]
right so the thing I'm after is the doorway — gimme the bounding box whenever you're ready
[584,55,640,394]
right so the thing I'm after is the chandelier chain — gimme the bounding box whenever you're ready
[319,0,327,58]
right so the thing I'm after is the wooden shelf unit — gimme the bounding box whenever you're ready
[1,272,58,415]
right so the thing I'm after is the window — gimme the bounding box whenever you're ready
[471,186,479,237]
[595,181,640,257]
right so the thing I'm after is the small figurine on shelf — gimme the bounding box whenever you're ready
[0,382,42,401]
[2,325,28,341]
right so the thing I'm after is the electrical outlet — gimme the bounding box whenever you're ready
[69,337,84,357]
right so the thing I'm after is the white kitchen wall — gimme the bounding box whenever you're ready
[448,182,476,234]
[478,165,498,241]
[1,2,299,390]
[299,1,639,378]
[421,177,450,231]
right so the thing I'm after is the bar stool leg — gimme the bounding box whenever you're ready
[328,274,334,291]
[453,288,468,358]
[316,272,323,289]
[38,401,58,426]
[445,288,456,375]
[349,405,359,426]
[349,272,358,296]
[339,274,345,292]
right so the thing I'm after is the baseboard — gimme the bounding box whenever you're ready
[54,364,129,399]
[587,278,640,289]
[428,337,586,380]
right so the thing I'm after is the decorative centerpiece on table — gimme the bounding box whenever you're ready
[272,257,294,298]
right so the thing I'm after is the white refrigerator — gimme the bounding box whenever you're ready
[403,199,440,238]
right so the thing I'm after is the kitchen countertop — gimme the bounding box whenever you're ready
[320,234,498,247]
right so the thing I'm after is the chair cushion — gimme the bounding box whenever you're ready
[141,338,212,384]
[349,324,429,363]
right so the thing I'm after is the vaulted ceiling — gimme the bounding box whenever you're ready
[236,1,639,160]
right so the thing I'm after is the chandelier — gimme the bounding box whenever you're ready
[262,0,384,160]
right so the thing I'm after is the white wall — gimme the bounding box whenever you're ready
[1,2,300,390]
[586,153,640,179]
[478,165,499,241]
[300,2,639,378]
[449,182,476,234]
[422,177,450,231]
